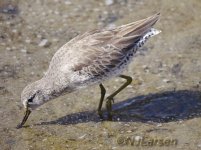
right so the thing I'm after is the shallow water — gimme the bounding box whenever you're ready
[0,0,201,149]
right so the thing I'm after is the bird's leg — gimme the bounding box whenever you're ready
[97,83,106,118]
[106,75,132,120]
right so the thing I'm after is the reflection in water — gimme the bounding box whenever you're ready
[39,90,201,126]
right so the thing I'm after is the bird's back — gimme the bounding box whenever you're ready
[46,13,160,87]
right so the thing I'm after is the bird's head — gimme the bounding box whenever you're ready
[21,82,46,110]
[17,80,47,128]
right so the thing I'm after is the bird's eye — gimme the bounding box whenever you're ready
[28,93,36,103]
[28,98,33,103]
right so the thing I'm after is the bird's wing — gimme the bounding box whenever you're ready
[71,13,160,76]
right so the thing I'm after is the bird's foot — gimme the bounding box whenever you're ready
[106,97,114,121]
[97,110,103,119]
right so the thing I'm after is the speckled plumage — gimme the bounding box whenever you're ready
[19,13,160,128]
[44,13,160,91]
[22,13,160,108]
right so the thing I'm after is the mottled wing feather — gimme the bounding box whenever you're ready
[73,45,124,75]
[72,13,160,76]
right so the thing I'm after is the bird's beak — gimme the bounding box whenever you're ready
[16,107,31,129]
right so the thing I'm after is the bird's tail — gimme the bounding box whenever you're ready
[112,13,161,49]
[115,13,160,37]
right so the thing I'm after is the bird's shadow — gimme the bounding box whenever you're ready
[38,90,201,126]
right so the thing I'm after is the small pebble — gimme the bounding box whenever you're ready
[105,0,114,5]
[12,29,17,33]
[25,39,31,44]
[65,1,72,5]
[38,39,50,47]
[127,85,133,88]
[126,130,132,133]
[6,47,11,51]
[20,49,27,53]
[197,144,201,148]
[78,134,87,139]
[142,65,149,69]
[163,79,171,83]
[178,120,183,124]
[157,123,162,127]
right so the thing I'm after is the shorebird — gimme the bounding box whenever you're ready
[17,13,161,128]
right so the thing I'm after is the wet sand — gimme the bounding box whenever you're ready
[0,0,201,149]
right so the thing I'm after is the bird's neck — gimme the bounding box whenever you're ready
[38,76,73,101]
